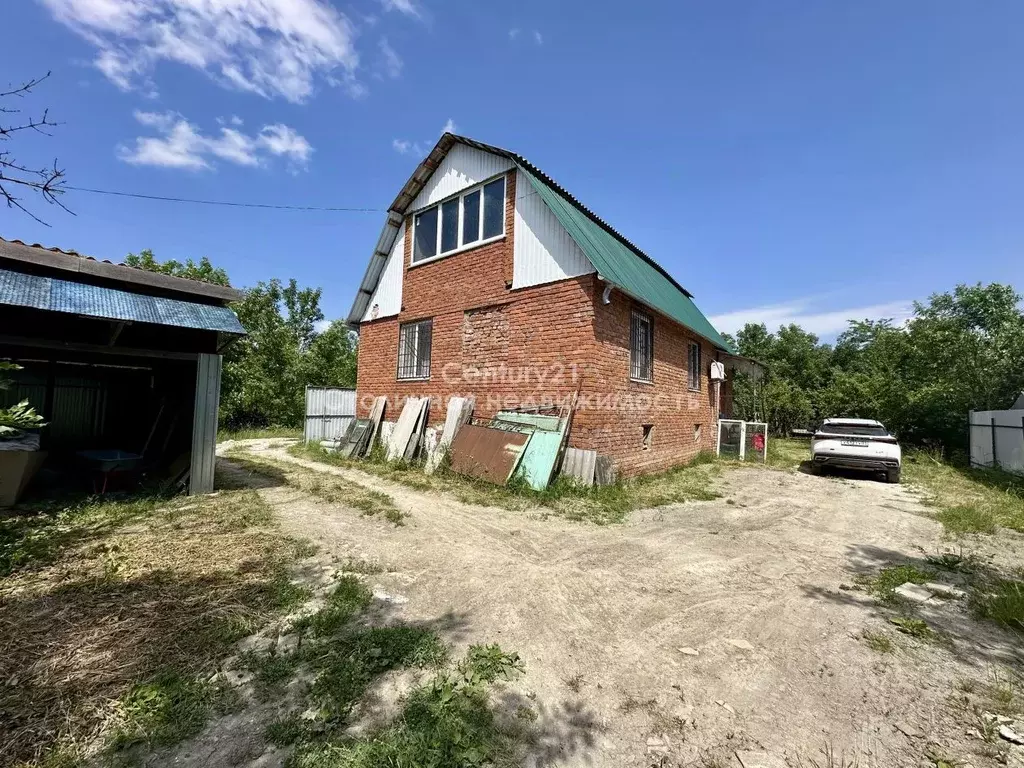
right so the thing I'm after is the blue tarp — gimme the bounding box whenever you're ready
[0,267,245,334]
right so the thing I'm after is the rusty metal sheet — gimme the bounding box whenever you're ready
[449,423,530,485]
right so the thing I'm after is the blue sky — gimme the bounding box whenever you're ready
[3,0,1022,338]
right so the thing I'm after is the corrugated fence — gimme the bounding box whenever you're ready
[304,387,356,443]
[970,409,1024,475]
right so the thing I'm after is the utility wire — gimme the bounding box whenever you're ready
[63,185,384,212]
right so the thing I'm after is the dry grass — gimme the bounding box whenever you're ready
[286,442,719,525]
[0,489,311,767]
[217,425,302,442]
[224,450,408,525]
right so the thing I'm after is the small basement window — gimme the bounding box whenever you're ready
[397,319,433,380]
[412,175,506,263]
[688,342,702,391]
[694,423,702,442]
[642,424,654,450]
[630,309,653,382]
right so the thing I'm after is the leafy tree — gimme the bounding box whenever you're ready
[217,278,357,429]
[124,253,356,429]
[221,279,305,428]
[303,321,358,389]
[731,282,1024,455]
[282,280,324,351]
[124,249,230,286]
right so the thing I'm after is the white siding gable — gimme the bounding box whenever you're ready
[409,144,513,211]
[512,168,595,289]
[361,222,404,321]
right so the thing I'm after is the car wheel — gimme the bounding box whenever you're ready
[887,468,901,484]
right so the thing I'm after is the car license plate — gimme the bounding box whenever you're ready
[841,440,868,447]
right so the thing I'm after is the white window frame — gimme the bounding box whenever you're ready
[410,174,507,266]
[397,318,433,380]
[688,341,702,391]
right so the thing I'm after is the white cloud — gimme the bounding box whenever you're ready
[709,297,914,339]
[39,0,361,103]
[314,319,332,333]
[510,28,543,45]
[379,37,402,78]
[380,0,421,18]
[118,110,313,170]
[392,119,456,155]
[392,138,416,154]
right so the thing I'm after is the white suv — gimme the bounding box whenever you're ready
[811,418,902,483]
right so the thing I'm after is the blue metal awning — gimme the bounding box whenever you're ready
[0,267,245,334]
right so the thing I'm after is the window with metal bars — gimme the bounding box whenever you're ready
[688,342,702,391]
[397,319,432,380]
[629,309,653,382]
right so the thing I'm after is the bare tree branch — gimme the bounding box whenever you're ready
[0,72,71,226]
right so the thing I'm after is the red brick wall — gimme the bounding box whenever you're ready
[573,289,723,476]
[355,168,725,478]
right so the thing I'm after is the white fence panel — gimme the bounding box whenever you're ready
[716,419,767,462]
[970,409,1024,475]
[305,387,356,443]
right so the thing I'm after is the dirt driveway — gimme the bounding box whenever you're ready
[220,439,1023,767]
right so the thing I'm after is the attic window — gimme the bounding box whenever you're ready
[412,176,506,263]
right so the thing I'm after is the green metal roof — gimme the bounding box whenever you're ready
[515,164,735,352]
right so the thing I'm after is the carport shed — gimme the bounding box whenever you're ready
[0,237,245,496]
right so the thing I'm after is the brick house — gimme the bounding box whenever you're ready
[347,134,748,478]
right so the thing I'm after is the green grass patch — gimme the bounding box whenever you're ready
[857,564,935,603]
[265,714,305,746]
[765,438,810,471]
[903,453,1024,535]
[290,575,372,638]
[287,441,719,526]
[889,616,934,640]
[935,505,998,535]
[972,578,1024,633]
[230,569,527,768]
[238,648,301,698]
[109,672,239,751]
[288,644,525,768]
[862,631,894,653]
[218,425,303,442]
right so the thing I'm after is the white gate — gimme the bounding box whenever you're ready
[304,387,356,443]
[717,419,768,462]
[970,409,1024,475]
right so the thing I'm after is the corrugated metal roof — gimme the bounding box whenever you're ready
[517,166,735,352]
[0,267,245,334]
[0,236,242,302]
[347,133,735,352]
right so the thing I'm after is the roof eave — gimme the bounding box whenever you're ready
[0,238,243,303]
[346,131,702,324]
